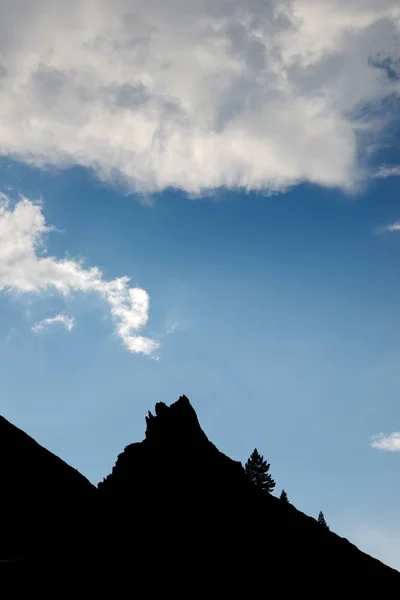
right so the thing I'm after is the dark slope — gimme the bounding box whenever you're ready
[98,396,399,587]
[0,415,97,562]
[0,396,398,590]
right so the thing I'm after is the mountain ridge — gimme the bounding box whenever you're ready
[0,395,398,588]
[97,396,399,582]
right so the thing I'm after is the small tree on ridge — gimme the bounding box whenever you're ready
[244,448,275,493]
[279,489,289,503]
[317,511,329,530]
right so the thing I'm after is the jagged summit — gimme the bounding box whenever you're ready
[147,393,193,421]
[98,394,229,495]
[144,394,206,442]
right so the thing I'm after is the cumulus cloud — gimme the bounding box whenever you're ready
[0,0,399,194]
[371,432,400,451]
[32,313,75,333]
[0,193,158,355]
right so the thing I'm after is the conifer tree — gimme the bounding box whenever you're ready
[244,448,275,493]
[317,511,329,530]
[279,489,289,503]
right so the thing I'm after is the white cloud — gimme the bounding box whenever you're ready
[0,193,158,355]
[32,313,75,333]
[374,165,400,178]
[371,432,400,451]
[0,1,399,194]
[385,221,400,231]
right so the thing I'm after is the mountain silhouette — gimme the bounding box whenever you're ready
[1,395,398,589]
[0,415,96,564]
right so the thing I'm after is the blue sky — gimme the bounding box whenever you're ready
[0,0,400,570]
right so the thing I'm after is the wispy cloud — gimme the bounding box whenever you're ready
[32,313,75,333]
[371,432,400,452]
[0,194,158,355]
[0,1,399,194]
[374,165,400,179]
[384,222,400,232]
[165,320,178,335]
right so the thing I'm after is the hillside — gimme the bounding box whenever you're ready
[0,415,97,562]
[0,396,398,589]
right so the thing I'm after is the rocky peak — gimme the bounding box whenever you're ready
[144,394,206,445]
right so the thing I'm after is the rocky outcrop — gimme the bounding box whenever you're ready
[98,396,399,587]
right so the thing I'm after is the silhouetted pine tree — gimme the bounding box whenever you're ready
[244,448,275,493]
[317,511,329,530]
[279,489,289,503]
